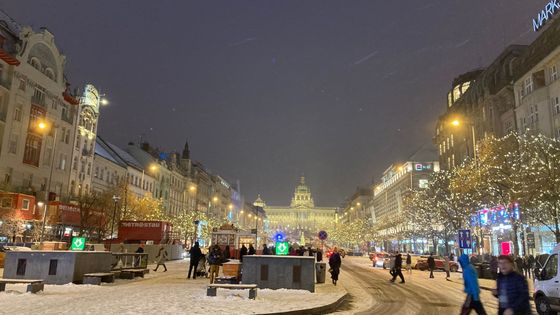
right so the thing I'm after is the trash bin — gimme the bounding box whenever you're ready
[316,262,326,283]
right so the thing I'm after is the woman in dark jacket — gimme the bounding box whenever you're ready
[329,247,342,285]
[239,244,248,262]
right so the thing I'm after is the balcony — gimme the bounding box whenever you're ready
[31,95,46,107]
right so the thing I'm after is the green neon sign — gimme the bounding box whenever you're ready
[275,241,289,255]
[70,237,86,251]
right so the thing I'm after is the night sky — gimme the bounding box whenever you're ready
[3,1,543,206]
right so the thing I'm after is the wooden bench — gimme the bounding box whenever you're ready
[207,283,258,299]
[0,279,44,293]
[120,269,149,279]
[83,273,115,285]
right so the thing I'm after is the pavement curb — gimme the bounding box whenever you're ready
[257,290,349,315]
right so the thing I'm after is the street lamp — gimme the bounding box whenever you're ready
[36,119,59,244]
[450,118,478,165]
[109,195,121,249]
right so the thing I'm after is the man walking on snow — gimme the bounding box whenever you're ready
[390,252,405,283]
[459,254,487,315]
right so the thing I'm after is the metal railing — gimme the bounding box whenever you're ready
[111,253,149,270]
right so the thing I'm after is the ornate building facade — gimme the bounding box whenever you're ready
[255,176,337,244]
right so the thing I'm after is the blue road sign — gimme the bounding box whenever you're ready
[318,230,328,241]
[458,229,472,249]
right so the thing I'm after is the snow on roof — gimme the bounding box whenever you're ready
[103,140,143,170]
[95,137,126,167]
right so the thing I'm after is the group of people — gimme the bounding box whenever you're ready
[460,254,531,315]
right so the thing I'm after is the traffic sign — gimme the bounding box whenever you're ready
[273,231,285,242]
[458,229,472,249]
[318,230,328,241]
[71,237,86,251]
[275,241,289,255]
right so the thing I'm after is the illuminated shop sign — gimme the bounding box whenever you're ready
[471,203,520,226]
[414,163,433,171]
[533,0,560,32]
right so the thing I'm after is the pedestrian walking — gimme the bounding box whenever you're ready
[428,253,436,279]
[444,256,451,279]
[459,254,487,315]
[388,253,396,277]
[134,244,145,267]
[406,252,412,274]
[239,244,248,262]
[490,256,499,280]
[492,255,531,315]
[262,244,270,255]
[527,254,535,279]
[208,245,223,284]
[317,248,323,262]
[514,256,524,274]
[248,244,256,255]
[188,241,203,279]
[390,252,405,283]
[153,246,168,272]
[329,247,342,285]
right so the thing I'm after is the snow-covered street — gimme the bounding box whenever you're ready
[0,260,345,315]
[332,256,537,315]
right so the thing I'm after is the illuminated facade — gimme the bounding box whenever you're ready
[255,176,337,244]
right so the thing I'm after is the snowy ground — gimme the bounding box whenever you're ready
[0,260,345,315]
[333,256,537,314]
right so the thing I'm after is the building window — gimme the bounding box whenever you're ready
[1,197,12,208]
[529,104,539,125]
[523,77,533,96]
[22,199,30,210]
[32,88,46,107]
[72,156,78,171]
[13,107,22,122]
[18,78,25,91]
[59,154,66,170]
[551,65,558,82]
[23,134,42,166]
[8,133,18,154]
[75,133,81,149]
[43,147,52,166]
[450,134,454,147]
[553,97,560,115]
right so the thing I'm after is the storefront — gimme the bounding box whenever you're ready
[471,204,521,255]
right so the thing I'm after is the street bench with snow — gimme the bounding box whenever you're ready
[0,279,44,293]
[83,273,115,285]
[119,268,149,279]
[207,283,258,299]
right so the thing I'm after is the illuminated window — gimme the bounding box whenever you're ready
[523,77,533,96]
[551,65,558,82]
[22,199,30,210]
[450,134,454,147]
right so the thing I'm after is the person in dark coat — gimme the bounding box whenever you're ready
[239,244,248,262]
[490,256,499,280]
[427,253,436,278]
[248,244,256,255]
[262,244,270,255]
[527,255,535,278]
[188,241,203,279]
[390,252,405,283]
[493,255,531,315]
[329,247,342,285]
[406,252,412,274]
[514,256,524,274]
[208,245,223,284]
[316,248,323,262]
[134,244,145,267]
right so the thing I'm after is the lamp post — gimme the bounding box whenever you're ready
[38,120,59,244]
[109,195,121,249]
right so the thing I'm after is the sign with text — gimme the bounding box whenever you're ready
[458,229,472,249]
[533,0,560,32]
[275,241,289,255]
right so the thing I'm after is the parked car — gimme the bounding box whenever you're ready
[370,252,391,269]
[416,255,459,272]
[534,244,560,314]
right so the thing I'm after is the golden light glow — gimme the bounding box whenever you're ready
[212,196,218,202]
[451,119,461,127]
[240,210,244,214]
[149,164,157,171]
[350,207,354,210]
[398,166,404,172]
[189,186,196,192]
[248,213,252,217]
[38,122,47,130]
[100,98,109,106]
[228,204,233,210]
[356,202,361,206]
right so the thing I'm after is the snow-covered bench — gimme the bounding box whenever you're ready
[207,283,257,299]
[83,273,115,285]
[120,268,149,279]
[0,279,44,293]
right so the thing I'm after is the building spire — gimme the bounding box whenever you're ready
[300,174,305,185]
[182,139,190,160]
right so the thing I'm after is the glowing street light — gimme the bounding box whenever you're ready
[449,117,477,165]
[100,98,109,106]
[451,119,461,127]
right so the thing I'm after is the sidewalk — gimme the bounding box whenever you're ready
[0,259,346,315]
